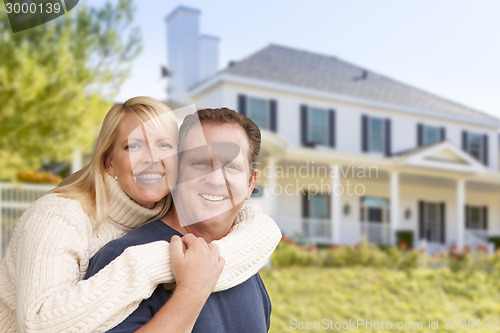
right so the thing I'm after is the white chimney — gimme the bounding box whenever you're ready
[165,7,220,104]
[200,35,220,81]
[165,7,201,104]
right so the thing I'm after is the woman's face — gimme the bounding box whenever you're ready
[106,114,178,208]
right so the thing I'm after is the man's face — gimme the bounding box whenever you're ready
[174,122,256,231]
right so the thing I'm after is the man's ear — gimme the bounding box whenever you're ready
[246,170,258,200]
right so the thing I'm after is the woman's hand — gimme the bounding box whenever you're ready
[169,234,225,297]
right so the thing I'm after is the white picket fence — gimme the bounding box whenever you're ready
[0,182,55,259]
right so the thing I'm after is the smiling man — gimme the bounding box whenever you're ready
[172,109,260,241]
[84,108,278,332]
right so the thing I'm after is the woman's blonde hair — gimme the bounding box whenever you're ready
[51,97,177,230]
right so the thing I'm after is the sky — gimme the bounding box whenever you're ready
[85,0,500,119]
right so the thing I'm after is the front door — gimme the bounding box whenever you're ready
[419,201,445,244]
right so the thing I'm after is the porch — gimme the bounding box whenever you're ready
[249,140,500,252]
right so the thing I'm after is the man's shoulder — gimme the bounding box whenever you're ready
[85,220,179,279]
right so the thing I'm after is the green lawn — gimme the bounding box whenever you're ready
[260,267,500,333]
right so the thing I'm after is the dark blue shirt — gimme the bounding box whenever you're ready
[84,220,271,332]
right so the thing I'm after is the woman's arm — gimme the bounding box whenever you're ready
[211,205,282,291]
[14,203,172,333]
[15,203,278,332]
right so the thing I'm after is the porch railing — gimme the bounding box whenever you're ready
[302,218,332,244]
[360,222,390,246]
[0,182,55,258]
[464,229,494,253]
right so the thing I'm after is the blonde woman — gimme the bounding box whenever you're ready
[0,97,281,332]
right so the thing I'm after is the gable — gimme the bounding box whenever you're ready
[425,148,470,164]
[399,142,486,173]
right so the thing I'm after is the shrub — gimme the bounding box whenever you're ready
[271,235,500,272]
[16,170,61,184]
[396,230,414,248]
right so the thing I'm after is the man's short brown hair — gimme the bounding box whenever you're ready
[178,108,261,171]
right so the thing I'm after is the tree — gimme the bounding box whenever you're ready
[0,0,142,180]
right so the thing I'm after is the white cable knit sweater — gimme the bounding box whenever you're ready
[0,176,282,333]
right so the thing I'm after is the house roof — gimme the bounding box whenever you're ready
[220,44,499,123]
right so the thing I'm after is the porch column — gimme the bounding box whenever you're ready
[265,158,277,218]
[330,165,341,244]
[390,171,400,246]
[456,178,465,249]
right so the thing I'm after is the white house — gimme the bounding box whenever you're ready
[165,7,500,251]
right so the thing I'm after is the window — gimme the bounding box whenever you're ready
[362,115,391,155]
[466,206,487,230]
[308,107,328,144]
[248,97,268,129]
[302,193,330,239]
[368,117,385,153]
[417,124,445,146]
[308,194,329,219]
[301,105,335,147]
[467,133,482,161]
[423,126,440,145]
[238,95,277,132]
[462,131,488,165]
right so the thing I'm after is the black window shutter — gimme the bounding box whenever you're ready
[238,95,247,117]
[465,205,470,229]
[439,202,445,244]
[302,193,309,218]
[418,201,425,240]
[483,206,488,230]
[361,115,368,152]
[417,123,423,146]
[482,134,489,166]
[328,109,336,148]
[360,197,365,221]
[385,118,392,157]
[269,100,277,132]
[462,131,468,151]
[300,105,308,146]
[440,127,446,141]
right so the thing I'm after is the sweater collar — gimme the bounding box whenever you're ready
[104,174,170,230]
